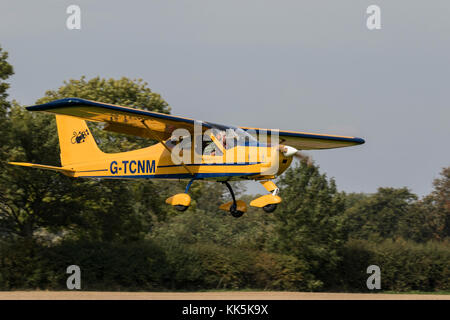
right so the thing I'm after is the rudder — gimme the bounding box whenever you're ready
[55,115,104,166]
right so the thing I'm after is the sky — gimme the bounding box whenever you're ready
[1,0,449,196]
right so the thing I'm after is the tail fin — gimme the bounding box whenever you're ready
[55,115,104,166]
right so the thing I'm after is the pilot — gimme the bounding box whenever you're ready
[203,131,226,156]
[217,131,227,149]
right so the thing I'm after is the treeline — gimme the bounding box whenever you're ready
[1,237,448,292]
[0,45,448,292]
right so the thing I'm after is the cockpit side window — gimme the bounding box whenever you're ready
[203,129,224,156]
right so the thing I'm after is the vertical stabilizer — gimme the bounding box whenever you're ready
[55,115,104,166]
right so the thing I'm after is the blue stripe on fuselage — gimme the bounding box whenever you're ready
[83,172,259,180]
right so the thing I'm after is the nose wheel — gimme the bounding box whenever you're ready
[249,180,282,212]
[262,203,277,213]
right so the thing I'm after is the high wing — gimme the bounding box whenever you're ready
[26,98,229,141]
[27,98,364,149]
[240,127,365,150]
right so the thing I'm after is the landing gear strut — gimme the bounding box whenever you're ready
[221,181,245,218]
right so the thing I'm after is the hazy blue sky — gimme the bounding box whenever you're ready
[1,1,449,196]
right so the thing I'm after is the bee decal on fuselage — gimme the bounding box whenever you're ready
[71,129,90,144]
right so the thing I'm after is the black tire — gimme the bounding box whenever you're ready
[230,203,245,218]
[230,210,245,218]
[175,205,189,212]
[263,204,277,213]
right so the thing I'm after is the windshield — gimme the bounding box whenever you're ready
[202,127,259,156]
[219,127,258,148]
[233,128,258,144]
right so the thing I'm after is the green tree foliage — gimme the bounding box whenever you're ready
[150,200,273,251]
[0,238,317,291]
[1,76,176,242]
[0,239,168,290]
[343,187,417,241]
[339,239,450,292]
[0,46,14,172]
[173,243,314,290]
[1,106,79,240]
[36,76,170,152]
[0,45,13,116]
[397,167,449,243]
[0,46,448,292]
[343,172,449,243]
[422,167,450,240]
[269,161,347,289]
[35,76,183,219]
[1,104,158,242]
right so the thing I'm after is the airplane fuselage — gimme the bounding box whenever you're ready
[65,142,292,181]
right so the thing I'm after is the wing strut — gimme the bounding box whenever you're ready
[141,120,194,176]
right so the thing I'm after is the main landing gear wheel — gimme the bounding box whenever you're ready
[263,204,277,213]
[230,203,245,218]
[222,181,245,218]
[166,179,196,212]
[175,205,189,212]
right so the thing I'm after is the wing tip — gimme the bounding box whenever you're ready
[26,97,87,111]
[9,161,32,167]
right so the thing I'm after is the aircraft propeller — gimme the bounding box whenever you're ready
[280,145,313,166]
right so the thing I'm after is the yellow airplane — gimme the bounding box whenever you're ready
[9,98,364,217]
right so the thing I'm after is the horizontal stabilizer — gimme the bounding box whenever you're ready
[9,162,75,174]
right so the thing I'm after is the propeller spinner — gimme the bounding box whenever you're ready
[280,145,313,166]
